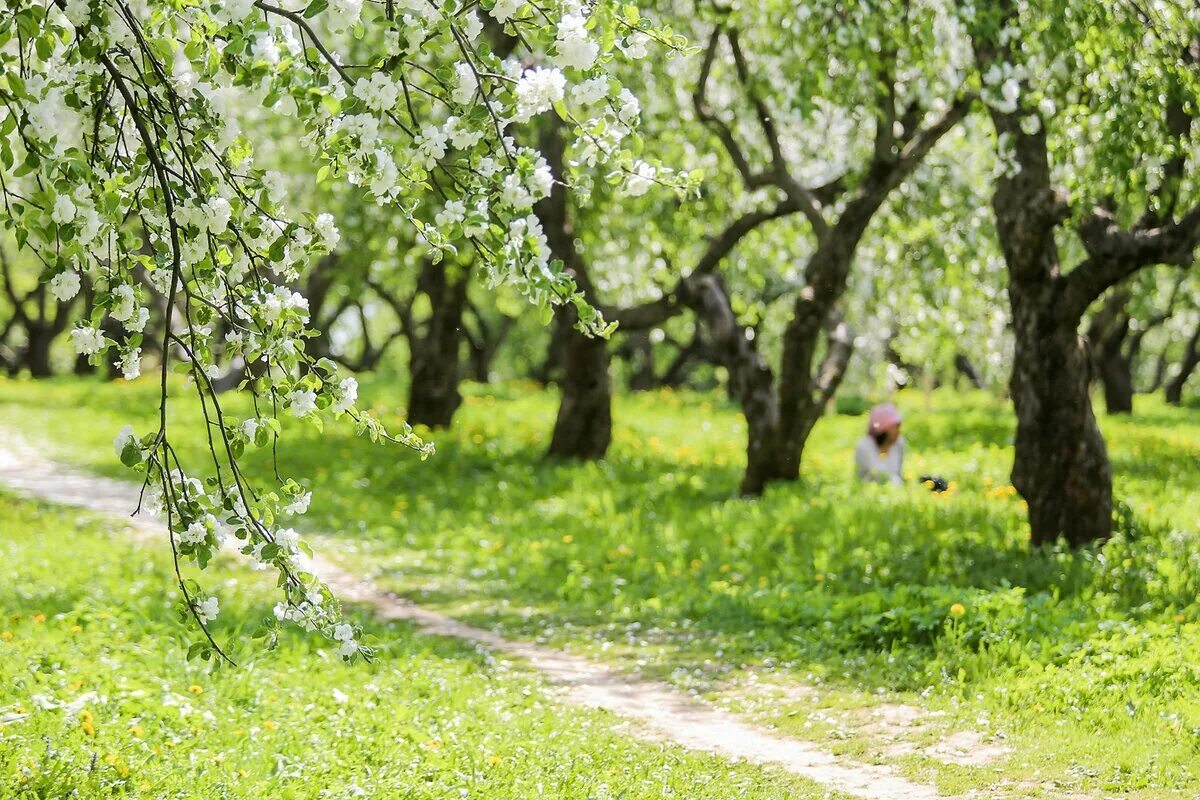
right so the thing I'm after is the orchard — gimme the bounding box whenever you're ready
[1,1,1199,798]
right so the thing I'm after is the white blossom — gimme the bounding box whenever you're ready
[51,194,78,224]
[555,14,598,71]
[194,596,220,624]
[331,376,358,415]
[113,424,137,457]
[70,326,105,355]
[489,0,523,23]
[287,389,317,417]
[49,270,81,302]
[514,67,566,123]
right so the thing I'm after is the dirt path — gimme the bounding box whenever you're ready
[0,437,967,800]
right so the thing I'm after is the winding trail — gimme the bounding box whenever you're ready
[0,436,966,800]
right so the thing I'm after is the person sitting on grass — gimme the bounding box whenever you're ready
[855,403,905,485]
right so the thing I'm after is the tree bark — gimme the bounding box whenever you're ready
[971,22,1200,546]
[462,302,512,383]
[621,330,658,391]
[954,353,985,389]
[406,259,469,429]
[1166,320,1200,405]
[536,119,614,460]
[1087,289,1134,414]
[24,322,56,378]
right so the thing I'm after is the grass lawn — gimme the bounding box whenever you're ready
[0,492,842,799]
[2,375,1199,797]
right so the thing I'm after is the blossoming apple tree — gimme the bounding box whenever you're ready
[0,0,680,661]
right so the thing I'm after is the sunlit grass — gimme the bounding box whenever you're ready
[2,375,1199,795]
[0,494,840,799]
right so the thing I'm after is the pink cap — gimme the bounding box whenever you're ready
[867,403,902,435]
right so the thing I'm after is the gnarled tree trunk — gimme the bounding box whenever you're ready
[1008,281,1114,547]
[974,21,1200,546]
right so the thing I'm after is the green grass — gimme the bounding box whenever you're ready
[0,492,842,799]
[2,375,1199,797]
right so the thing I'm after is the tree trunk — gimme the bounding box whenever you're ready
[537,119,613,460]
[954,353,985,389]
[406,259,468,429]
[1099,347,1134,414]
[982,87,1114,546]
[1008,283,1114,547]
[1086,289,1134,414]
[1166,320,1200,405]
[24,323,55,378]
[547,318,612,460]
[463,305,512,383]
[681,273,849,494]
[623,330,657,391]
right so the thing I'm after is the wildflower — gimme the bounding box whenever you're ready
[188,684,204,695]
[263,720,277,730]
[950,603,966,617]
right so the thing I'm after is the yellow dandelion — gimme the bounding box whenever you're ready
[81,720,96,737]
[33,613,46,624]
[262,720,277,730]
[188,685,204,695]
[70,625,82,633]
[561,534,573,543]
[130,725,144,738]
[238,770,248,778]
[950,603,966,617]
[1,631,13,641]
[104,753,119,766]
[488,755,503,765]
